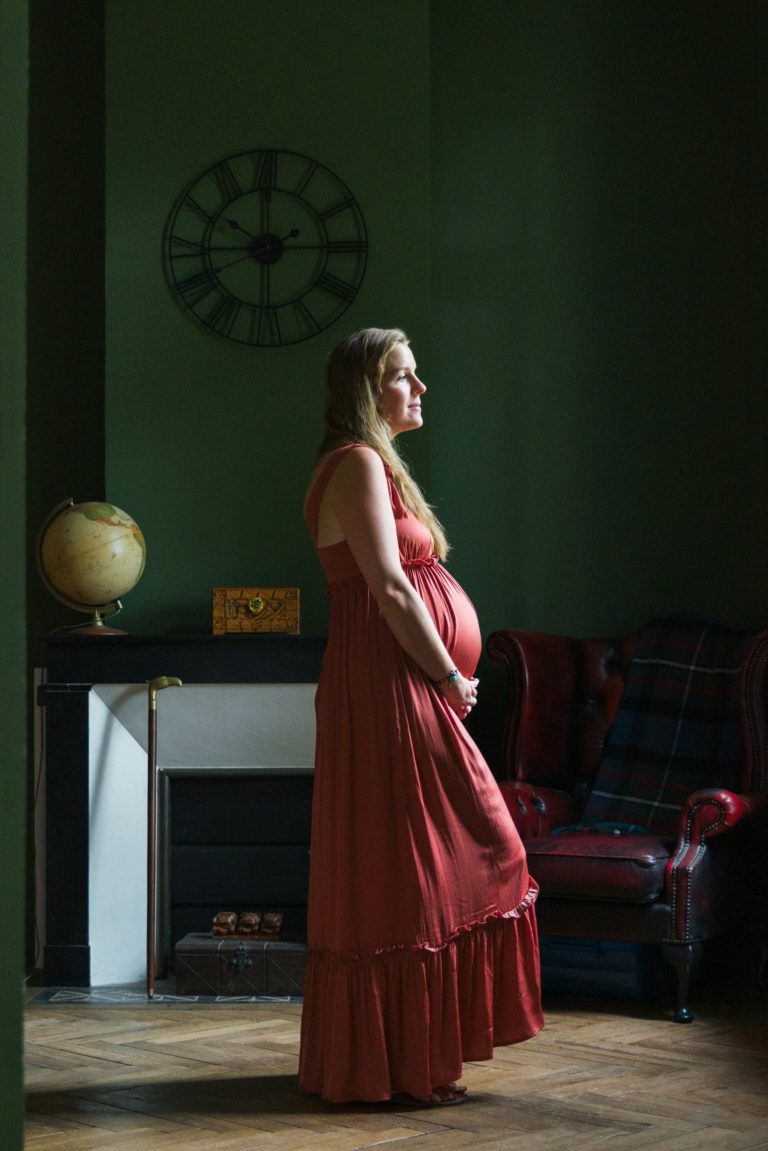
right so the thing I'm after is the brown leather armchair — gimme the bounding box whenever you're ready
[486,615,768,1022]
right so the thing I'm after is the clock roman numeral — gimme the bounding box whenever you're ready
[253,149,277,200]
[257,307,281,346]
[212,159,242,204]
[294,158,320,198]
[318,197,356,221]
[325,239,368,254]
[292,299,322,337]
[182,193,215,223]
[175,266,220,306]
[204,291,241,339]
[317,271,357,301]
[242,304,260,346]
[168,234,206,258]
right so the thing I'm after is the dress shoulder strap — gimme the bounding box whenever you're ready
[304,443,367,543]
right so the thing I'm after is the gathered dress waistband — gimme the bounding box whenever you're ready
[401,554,439,568]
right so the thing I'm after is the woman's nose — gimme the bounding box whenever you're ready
[414,375,426,394]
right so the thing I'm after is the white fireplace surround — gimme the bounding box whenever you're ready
[86,682,316,985]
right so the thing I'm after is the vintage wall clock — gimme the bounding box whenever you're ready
[164,148,368,347]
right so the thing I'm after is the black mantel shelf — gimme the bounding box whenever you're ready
[43,633,325,986]
[45,632,327,685]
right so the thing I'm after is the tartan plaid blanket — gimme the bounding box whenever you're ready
[581,616,754,835]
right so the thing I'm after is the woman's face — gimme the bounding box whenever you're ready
[377,343,426,435]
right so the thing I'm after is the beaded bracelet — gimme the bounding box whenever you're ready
[432,668,459,687]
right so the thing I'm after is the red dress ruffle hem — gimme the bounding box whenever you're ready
[299,445,543,1103]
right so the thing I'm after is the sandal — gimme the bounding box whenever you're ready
[391,1088,468,1108]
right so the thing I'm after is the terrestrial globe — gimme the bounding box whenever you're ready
[38,499,146,632]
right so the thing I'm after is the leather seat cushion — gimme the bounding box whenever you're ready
[525,832,672,902]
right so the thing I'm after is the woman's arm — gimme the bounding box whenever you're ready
[322,446,477,717]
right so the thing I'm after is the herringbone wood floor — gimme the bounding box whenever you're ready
[25,977,768,1151]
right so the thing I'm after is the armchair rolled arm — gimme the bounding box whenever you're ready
[498,781,579,839]
[678,788,768,845]
[668,789,768,943]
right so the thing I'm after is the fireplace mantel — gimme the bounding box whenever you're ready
[42,633,325,986]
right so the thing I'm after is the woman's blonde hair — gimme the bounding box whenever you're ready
[319,327,449,559]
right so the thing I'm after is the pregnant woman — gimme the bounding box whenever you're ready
[299,328,542,1106]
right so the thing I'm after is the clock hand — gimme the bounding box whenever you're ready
[212,251,258,272]
[225,218,254,239]
[205,244,254,253]
[189,229,304,278]
[216,227,300,254]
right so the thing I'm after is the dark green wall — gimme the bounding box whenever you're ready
[93,1,765,645]
[104,0,432,637]
[26,4,105,658]
[1,0,27,1143]
[431,1,767,639]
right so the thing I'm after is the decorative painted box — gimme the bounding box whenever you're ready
[212,586,300,635]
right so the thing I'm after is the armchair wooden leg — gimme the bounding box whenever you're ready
[662,941,703,1023]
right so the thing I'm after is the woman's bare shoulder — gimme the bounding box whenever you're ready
[304,444,383,515]
[324,443,384,487]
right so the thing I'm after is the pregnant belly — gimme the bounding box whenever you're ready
[411,563,482,677]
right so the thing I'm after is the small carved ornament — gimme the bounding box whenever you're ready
[236,912,261,937]
[211,911,238,936]
[259,911,284,939]
[212,909,286,939]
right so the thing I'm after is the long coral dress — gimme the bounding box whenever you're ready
[298,444,542,1103]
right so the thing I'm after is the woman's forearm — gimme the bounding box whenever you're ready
[373,579,477,715]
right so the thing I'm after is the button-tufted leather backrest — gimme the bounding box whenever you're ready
[487,625,768,814]
[486,629,639,813]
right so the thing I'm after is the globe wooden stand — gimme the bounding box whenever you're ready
[69,604,127,635]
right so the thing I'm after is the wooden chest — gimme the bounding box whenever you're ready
[174,932,307,998]
[211,586,300,634]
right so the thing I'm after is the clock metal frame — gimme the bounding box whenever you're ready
[165,149,368,347]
